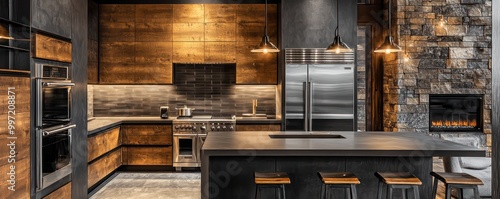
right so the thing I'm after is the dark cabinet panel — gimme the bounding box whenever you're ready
[32,0,72,38]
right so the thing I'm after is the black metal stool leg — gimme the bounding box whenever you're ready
[458,187,463,199]
[350,184,358,199]
[445,184,451,199]
[431,177,438,199]
[320,184,326,199]
[281,184,286,199]
[377,181,384,199]
[255,185,260,199]
[346,188,351,199]
[402,188,407,199]
[387,185,393,199]
[413,185,420,199]
[473,186,480,199]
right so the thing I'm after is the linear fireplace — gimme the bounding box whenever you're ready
[429,94,483,132]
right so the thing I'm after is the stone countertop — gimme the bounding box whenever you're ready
[88,117,173,135]
[88,117,282,135]
[202,131,486,157]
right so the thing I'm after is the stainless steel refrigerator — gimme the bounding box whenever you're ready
[285,48,355,131]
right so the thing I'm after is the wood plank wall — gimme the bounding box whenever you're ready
[0,76,30,198]
[99,4,278,84]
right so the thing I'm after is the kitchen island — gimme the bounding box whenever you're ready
[201,131,485,199]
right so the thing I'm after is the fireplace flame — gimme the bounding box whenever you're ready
[431,119,477,128]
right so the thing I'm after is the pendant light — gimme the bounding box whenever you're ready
[251,0,279,53]
[374,0,402,54]
[325,0,353,53]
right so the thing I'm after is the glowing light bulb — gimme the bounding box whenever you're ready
[386,49,391,54]
[335,48,340,54]
[263,49,268,54]
[403,53,410,62]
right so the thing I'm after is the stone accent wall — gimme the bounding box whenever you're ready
[357,26,368,131]
[383,0,492,149]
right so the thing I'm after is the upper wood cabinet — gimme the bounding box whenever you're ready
[32,0,72,38]
[98,4,277,85]
[31,33,72,63]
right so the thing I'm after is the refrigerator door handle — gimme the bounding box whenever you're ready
[309,82,313,131]
[303,82,308,131]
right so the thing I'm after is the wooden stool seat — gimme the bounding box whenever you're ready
[254,172,291,184]
[375,172,422,185]
[430,172,483,185]
[318,172,361,185]
[375,172,421,199]
[431,172,483,199]
[318,172,360,199]
[254,172,290,199]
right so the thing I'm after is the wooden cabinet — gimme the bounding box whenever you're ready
[121,125,173,166]
[88,148,122,187]
[122,146,172,166]
[0,76,30,198]
[236,124,281,131]
[42,182,71,199]
[88,127,121,162]
[31,33,72,63]
[32,0,72,38]
[122,125,172,145]
[98,4,277,85]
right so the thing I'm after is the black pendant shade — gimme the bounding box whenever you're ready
[374,36,402,54]
[325,0,352,53]
[374,0,402,54]
[326,27,353,53]
[252,0,279,53]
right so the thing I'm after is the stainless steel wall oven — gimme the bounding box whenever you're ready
[35,64,76,190]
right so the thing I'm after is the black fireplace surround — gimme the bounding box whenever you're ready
[429,94,483,132]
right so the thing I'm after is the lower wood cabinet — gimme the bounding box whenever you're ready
[122,146,172,166]
[88,148,122,187]
[42,182,71,199]
[88,127,121,162]
[236,124,281,131]
[122,125,172,145]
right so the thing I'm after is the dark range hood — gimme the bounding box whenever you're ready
[173,63,236,85]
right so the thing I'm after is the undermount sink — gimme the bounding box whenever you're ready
[269,134,346,139]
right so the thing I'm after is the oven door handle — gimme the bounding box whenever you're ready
[42,124,76,137]
[173,133,198,137]
[43,82,75,87]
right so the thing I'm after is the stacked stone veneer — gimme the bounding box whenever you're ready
[383,0,492,150]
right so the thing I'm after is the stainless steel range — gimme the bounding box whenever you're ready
[172,115,235,171]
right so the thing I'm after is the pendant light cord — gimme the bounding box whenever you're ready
[265,0,268,36]
[388,0,392,38]
[336,0,339,30]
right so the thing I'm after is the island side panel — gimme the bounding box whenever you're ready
[276,156,346,199]
[207,156,276,199]
[346,157,433,199]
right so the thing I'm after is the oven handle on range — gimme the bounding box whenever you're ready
[173,133,198,137]
[42,124,76,137]
[42,82,76,87]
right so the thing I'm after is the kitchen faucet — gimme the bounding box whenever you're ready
[252,99,258,116]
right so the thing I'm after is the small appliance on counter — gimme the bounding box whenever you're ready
[160,106,169,119]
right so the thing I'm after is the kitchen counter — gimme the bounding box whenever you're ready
[201,131,486,199]
[88,117,174,135]
[88,117,281,135]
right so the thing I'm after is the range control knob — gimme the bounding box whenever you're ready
[175,125,180,129]
[217,126,221,130]
[192,126,197,130]
[201,126,206,130]
[229,125,234,130]
[211,126,215,131]
[222,126,227,130]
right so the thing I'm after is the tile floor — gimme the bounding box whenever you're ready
[88,158,467,199]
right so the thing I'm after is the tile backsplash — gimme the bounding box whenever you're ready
[90,63,276,117]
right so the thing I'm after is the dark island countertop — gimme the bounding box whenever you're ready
[202,131,486,157]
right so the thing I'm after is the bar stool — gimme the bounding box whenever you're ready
[317,172,360,199]
[254,172,291,199]
[375,172,422,199]
[430,172,483,199]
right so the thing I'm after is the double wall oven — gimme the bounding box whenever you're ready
[172,116,235,171]
[35,64,76,190]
